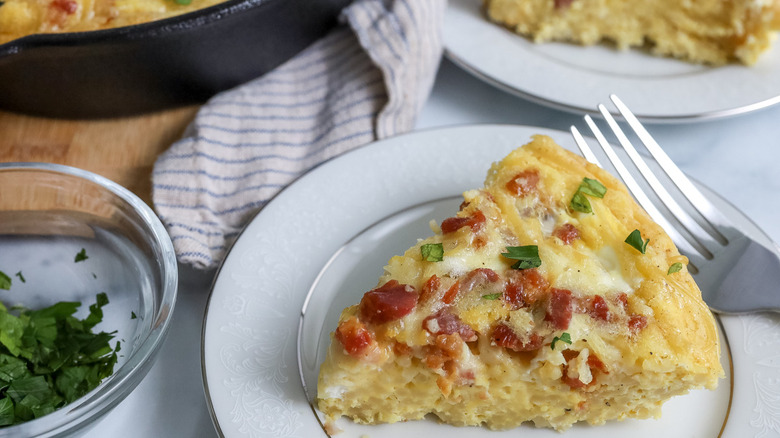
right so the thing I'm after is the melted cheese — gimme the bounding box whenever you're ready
[318,135,723,432]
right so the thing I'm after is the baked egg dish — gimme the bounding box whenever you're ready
[317,135,723,432]
[0,0,224,44]
[483,0,780,65]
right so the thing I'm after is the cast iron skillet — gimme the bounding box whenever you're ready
[0,0,352,118]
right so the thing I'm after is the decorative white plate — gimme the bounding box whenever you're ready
[444,0,780,122]
[202,125,780,437]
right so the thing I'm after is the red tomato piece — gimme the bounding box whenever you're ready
[359,280,417,325]
[545,288,573,330]
[423,308,478,342]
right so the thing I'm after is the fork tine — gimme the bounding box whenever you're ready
[571,121,705,268]
[570,126,602,166]
[596,103,721,254]
[610,95,733,242]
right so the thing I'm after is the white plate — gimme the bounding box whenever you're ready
[202,125,780,437]
[444,0,780,122]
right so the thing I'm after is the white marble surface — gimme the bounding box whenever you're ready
[83,58,780,437]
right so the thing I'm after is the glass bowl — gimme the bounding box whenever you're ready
[0,162,178,437]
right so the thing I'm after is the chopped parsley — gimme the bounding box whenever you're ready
[74,248,88,263]
[551,332,572,350]
[625,229,649,254]
[0,271,10,290]
[420,243,444,262]
[14,272,24,283]
[570,177,607,214]
[0,294,118,426]
[130,311,137,320]
[667,262,683,275]
[481,293,502,300]
[502,245,541,270]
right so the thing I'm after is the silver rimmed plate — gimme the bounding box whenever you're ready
[202,125,780,437]
[444,0,780,122]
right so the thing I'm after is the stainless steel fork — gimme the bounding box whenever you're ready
[571,95,780,314]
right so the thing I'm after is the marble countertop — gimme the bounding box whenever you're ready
[83,58,780,438]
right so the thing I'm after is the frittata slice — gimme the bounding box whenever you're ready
[483,0,780,65]
[317,135,723,432]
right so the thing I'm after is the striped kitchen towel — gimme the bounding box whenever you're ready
[152,0,446,269]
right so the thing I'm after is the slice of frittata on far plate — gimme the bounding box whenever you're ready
[317,135,723,432]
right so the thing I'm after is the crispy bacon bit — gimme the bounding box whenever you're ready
[560,350,608,389]
[419,275,440,304]
[587,353,609,374]
[441,210,487,234]
[628,315,648,333]
[461,268,500,291]
[359,280,417,325]
[442,281,460,304]
[335,318,374,358]
[554,0,575,9]
[504,268,549,309]
[561,371,587,389]
[588,295,610,321]
[423,308,478,342]
[615,292,629,312]
[51,0,78,14]
[553,223,580,244]
[491,323,543,352]
[393,341,413,356]
[545,288,573,330]
[505,169,540,197]
[424,333,463,371]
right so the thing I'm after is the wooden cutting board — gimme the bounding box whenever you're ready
[0,106,200,205]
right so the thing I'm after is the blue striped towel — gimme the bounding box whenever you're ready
[152,0,446,269]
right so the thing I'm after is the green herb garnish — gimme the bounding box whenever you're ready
[579,178,607,198]
[481,293,502,300]
[551,332,572,350]
[130,311,137,320]
[74,248,88,263]
[502,245,541,270]
[420,243,444,262]
[667,262,683,275]
[0,294,119,426]
[14,272,25,283]
[625,229,649,254]
[570,191,592,214]
[570,177,607,214]
[0,271,10,290]
[174,0,192,5]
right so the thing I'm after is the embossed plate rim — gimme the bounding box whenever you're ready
[202,124,780,437]
[444,0,780,123]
